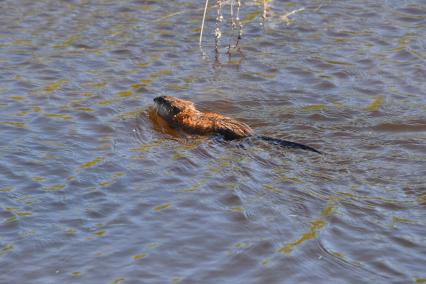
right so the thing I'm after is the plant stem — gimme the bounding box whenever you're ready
[199,0,209,47]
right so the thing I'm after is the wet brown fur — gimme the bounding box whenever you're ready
[153,96,253,140]
[153,96,321,154]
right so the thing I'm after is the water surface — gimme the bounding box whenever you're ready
[0,0,425,283]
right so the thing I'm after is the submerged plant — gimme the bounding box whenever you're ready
[214,0,224,52]
[199,0,305,55]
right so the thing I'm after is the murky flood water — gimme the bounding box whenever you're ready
[1,0,425,283]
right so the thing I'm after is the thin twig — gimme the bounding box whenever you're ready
[199,0,209,47]
[214,0,223,53]
[314,0,330,12]
[281,7,305,25]
[284,7,305,18]
[230,0,236,28]
[262,0,267,20]
[154,11,186,23]
[236,0,242,46]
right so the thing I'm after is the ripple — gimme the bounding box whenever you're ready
[1,0,426,283]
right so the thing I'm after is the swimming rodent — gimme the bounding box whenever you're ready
[153,96,321,154]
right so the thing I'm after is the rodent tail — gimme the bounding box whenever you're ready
[256,135,321,154]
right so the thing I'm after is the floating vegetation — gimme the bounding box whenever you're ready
[154,203,171,211]
[133,253,147,260]
[140,79,152,86]
[241,10,261,25]
[149,69,172,79]
[129,154,145,160]
[44,113,73,120]
[0,244,14,257]
[302,104,326,112]
[42,184,65,191]
[417,195,426,205]
[0,121,25,128]
[207,158,233,174]
[66,176,76,182]
[62,100,88,111]
[10,96,25,101]
[278,219,326,254]
[15,196,35,205]
[94,230,106,236]
[263,184,282,194]
[137,62,150,68]
[86,81,108,89]
[43,80,67,93]
[321,203,335,217]
[172,151,186,160]
[65,228,77,235]
[325,60,353,66]
[99,172,125,187]
[52,36,79,49]
[12,39,33,46]
[4,216,17,223]
[74,107,94,112]
[97,100,115,105]
[130,141,163,152]
[16,110,32,117]
[276,175,303,183]
[117,91,133,97]
[111,278,125,284]
[0,187,13,193]
[392,216,417,225]
[391,34,416,52]
[179,182,202,192]
[16,212,32,217]
[229,207,243,212]
[79,157,104,169]
[235,242,249,249]
[365,96,384,112]
[80,92,94,97]
[131,83,146,89]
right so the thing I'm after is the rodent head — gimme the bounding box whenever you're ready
[153,96,195,119]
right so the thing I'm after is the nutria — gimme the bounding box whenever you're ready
[153,95,321,154]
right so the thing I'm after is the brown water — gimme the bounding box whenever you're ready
[1,0,425,283]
